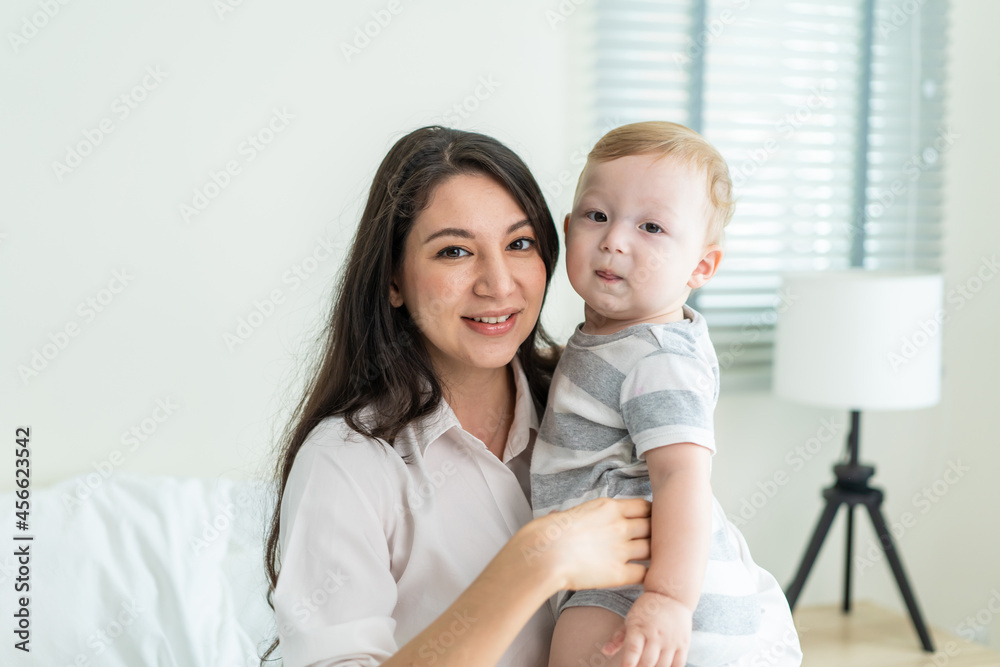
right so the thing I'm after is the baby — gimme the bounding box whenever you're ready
[531,121,799,667]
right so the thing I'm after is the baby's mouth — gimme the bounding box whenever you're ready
[595,270,623,282]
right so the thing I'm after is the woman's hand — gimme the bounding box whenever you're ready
[381,499,648,667]
[514,497,651,593]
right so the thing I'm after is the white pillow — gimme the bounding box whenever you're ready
[0,472,277,667]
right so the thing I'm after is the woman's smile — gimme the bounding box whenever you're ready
[462,310,519,335]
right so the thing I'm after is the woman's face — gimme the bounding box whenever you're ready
[390,172,547,381]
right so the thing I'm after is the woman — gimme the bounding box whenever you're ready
[260,126,653,666]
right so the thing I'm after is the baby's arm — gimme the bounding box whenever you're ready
[603,442,713,667]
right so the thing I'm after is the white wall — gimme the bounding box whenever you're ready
[1,0,588,489]
[3,0,997,654]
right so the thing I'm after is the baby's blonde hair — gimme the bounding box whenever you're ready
[576,121,735,245]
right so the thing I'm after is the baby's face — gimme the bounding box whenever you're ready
[565,154,718,333]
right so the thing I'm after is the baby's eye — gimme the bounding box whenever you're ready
[639,222,663,234]
[508,237,536,251]
[437,246,471,258]
[586,211,608,223]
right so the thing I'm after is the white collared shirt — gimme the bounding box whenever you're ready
[274,355,555,666]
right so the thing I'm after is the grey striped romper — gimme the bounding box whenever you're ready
[530,305,762,667]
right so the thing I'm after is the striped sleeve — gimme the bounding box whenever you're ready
[619,347,718,460]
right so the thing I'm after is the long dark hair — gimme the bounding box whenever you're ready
[259,126,561,664]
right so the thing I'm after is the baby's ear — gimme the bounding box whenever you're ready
[563,213,570,237]
[687,244,724,289]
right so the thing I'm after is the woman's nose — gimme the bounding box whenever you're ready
[473,252,516,298]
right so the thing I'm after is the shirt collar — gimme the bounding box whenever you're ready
[504,354,540,463]
[404,355,540,462]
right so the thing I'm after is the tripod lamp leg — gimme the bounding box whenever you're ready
[785,497,842,611]
[864,500,935,652]
[844,504,854,613]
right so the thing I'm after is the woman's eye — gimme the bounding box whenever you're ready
[586,211,608,223]
[508,237,536,251]
[639,222,663,234]
[438,246,470,258]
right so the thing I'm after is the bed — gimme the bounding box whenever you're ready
[0,472,276,666]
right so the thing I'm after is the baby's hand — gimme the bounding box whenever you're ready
[602,591,692,667]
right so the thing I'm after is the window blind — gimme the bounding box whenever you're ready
[591,0,949,389]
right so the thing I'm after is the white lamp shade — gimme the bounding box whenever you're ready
[773,270,943,411]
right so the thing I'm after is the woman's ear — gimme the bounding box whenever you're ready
[687,244,724,290]
[389,278,404,308]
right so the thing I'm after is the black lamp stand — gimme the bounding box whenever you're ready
[784,410,935,652]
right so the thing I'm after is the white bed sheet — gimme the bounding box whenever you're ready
[0,472,277,667]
